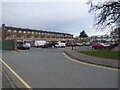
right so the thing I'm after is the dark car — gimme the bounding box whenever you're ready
[110,43,119,47]
[108,43,119,49]
[17,44,30,50]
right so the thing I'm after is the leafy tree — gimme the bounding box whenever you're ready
[88,0,120,30]
[79,30,88,38]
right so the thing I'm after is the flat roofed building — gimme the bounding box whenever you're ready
[2,24,73,41]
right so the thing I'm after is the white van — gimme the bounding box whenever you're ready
[35,40,47,47]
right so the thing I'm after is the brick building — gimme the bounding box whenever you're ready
[90,35,119,43]
[110,28,120,42]
[2,24,73,42]
[74,37,90,43]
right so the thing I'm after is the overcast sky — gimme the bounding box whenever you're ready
[2,1,109,36]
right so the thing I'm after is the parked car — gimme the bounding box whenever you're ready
[55,43,66,48]
[85,42,91,46]
[92,43,108,49]
[66,43,75,46]
[75,43,83,46]
[110,43,119,47]
[17,44,30,50]
[107,43,119,50]
[100,43,111,47]
[82,42,86,45]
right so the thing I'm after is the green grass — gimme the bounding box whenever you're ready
[78,50,120,60]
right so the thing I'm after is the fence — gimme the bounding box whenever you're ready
[0,40,15,50]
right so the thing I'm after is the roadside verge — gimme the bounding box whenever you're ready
[64,50,119,69]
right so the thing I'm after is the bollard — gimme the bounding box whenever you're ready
[72,46,74,50]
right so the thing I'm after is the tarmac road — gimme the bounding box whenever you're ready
[2,48,119,88]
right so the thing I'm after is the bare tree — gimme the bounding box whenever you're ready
[88,0,120,30]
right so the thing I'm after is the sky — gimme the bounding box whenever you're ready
[1,0,110,37]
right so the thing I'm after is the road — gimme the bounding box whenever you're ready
[2,48,119,88]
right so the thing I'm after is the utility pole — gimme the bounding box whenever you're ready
[2,24,6,40]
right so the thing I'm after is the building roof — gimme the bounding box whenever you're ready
[4,26,73,36]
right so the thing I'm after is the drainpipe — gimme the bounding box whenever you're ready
[14,39,17,50]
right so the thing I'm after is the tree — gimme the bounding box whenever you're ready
[88,0,120,30]
[79,30,88,38]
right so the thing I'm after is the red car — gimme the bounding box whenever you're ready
[66,44,75,46]
[92,43,108,49]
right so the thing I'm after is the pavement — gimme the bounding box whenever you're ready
[1,48,119,88]
[64,49,119,69]
[112,44,120,51]
[2,69,13,88]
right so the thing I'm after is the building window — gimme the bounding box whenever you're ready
[23,31,26,33]
[19,31,22,33]
[12,35,16,38]
[6,33,10,36]
[8,30,11,32]
[14,30,17,32]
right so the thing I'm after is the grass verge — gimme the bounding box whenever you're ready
[78,50,120,60]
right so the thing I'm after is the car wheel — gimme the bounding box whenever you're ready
[93,47,96,49]
[103,47,106,49]
[92,47,95,49]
